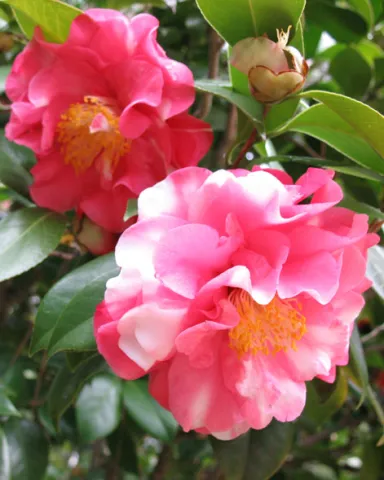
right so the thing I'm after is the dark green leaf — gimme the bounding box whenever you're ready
[211,432,249,480]
[30,253,119,356]
[3,418,48,480]
[195,79,263,126]
[0,133,33,194]
[349,325,369,407]
[66,351,98,372]
[264,98,300,134]
[76,375,122,444]
[213,421,294,480]
[0,387,21,417]
[3,0,81,43]
[0,208,67,282]
[0,427,10,480]
[305,1,368,43]
[279,103,384,173]
[47,354,105,425]
[195,0,305,45]
[123,379,178,442]
[259,155,384,183]
[361,438,383,480]
[299,90,384,159]
[330,47,372,98]
[107,425,139,474]
[304,369,348,425]
[348,0,374,27]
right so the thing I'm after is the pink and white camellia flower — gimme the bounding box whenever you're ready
[94,166,378,440]
[5,9,212,232]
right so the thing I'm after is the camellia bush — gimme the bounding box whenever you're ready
[1,0,384,478]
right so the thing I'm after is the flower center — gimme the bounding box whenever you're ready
[56,96,130,177]
[228,289,306,356]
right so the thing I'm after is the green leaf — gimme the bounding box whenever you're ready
[305,0,368,43]
[348,0,374,28]
[47,354,105,425]
[258,155,384,183]
[0,132,33,195]
[367,246,384,299]
[361,438,383,480]
[211,432,249,480]
[195,0,305,45]
[30,253,119,356]
[304,369,348,425]
[66,351,98,372]
[278,103,384,174]
[0,65,10,93]
[123,379,178,442]
[3,418,48,480]
[0,207,67,282]
[2,0,81,43]
[107,425,139,474]
[0,427,10,480]
[76,375,122,444]
[195,79,263,126]
[299,90,384,159]
[264,98,300,134]
[0,387,21,417]
[338,193,384,220]
[108,0,166,7]
[212,421,294,480]
[349,325,369,407]
[330,47,372,98]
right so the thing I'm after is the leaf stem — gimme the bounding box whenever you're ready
[232,129,257,169]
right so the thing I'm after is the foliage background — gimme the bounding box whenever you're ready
[0,0,384,479]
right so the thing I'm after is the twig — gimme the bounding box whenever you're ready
[151,444,172,480]
[362,323,384,343]
[291,137,323,159]
[195,28,224,119]
[215,104,238,168]
[369,220,384,234]
[10,322,33,366]
[32,351,48,412]
[232,129,257,169]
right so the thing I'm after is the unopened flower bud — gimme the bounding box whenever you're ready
[75,216,118,255]
[231,27,308,104]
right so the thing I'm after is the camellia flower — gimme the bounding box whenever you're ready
[231,27,308,104]
[5,9,212,232]
[94,166,377,440]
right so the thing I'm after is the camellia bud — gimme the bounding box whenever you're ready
[75,216,118,256]
[231,27,308,104]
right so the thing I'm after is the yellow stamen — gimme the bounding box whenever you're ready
[228,289,306,356]
[276,25,292,48]
[56,96,130,177]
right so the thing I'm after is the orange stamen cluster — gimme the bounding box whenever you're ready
[56,96,130,177]
[228,289,306,356]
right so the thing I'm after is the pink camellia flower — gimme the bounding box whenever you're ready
[94,166,377,440]
[5,9,212,232]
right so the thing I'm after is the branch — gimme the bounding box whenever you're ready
[362,323,384,344]
[232,129,258,169]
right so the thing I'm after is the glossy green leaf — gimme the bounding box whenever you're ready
[0,387,21,417]
[195,79,263,126]
[3,419,48,480]
[349,325,369,406]
[66,351,98,372]
[264,98,300,134]
[76,375,122,444]
[304,369,348,425]
[330,47,372,98]
[195,0,305,45]
[0,208,67,282]
[305,0,368,43]
[258,155,384,183]
[299,90,384,159]
[213,421,294,480]
[30,253,119,356]
[2,0,81,42]
[47,354,105,425]
[338,193,384,220]
[211,432,249,480]
[367,246,384,299]
[123,379,178,442]
[348,0,374,27]
[278,103,384,173]
[0,427,10,480]
[0,132,33,194]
